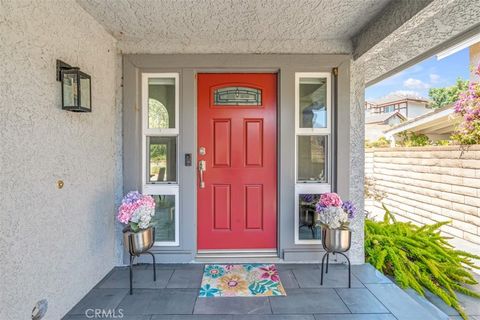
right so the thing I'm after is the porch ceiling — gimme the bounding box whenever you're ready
[76,0,391,54]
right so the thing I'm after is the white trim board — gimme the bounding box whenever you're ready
[141,72,181,247]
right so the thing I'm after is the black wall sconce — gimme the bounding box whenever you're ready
[56,60,92,112]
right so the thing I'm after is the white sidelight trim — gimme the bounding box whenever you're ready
[294,184,331,244]
[143,185,180,247]
[294,72,333,245]
[294,133,332,184]
[141,72,180,247]
[295,72,332,135]
[141,73,180,136]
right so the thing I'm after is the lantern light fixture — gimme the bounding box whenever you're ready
[56,60,92,112]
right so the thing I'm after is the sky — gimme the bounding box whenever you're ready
[365,47,470,101]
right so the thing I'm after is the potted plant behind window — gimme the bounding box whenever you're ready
[314,193,356,252]
[117,191,156,255]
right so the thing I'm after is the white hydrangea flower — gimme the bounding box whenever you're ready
[318,207,349,229]
[130,211,141,223]
[132,205,155,229]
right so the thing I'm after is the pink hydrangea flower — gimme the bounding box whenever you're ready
[117,192,155,229]
[319,193,343,207]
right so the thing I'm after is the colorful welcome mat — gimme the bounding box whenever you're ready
[199,264,287,297]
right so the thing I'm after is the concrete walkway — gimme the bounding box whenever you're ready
[63,263,451,320]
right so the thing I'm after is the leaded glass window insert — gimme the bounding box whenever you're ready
[214,87,261,106]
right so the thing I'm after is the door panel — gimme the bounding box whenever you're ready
[213,184,231,230]
[245,119,263,167]
[197,73,277,250]
[213,120,231,167]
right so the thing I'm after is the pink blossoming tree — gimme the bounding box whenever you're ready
[452,63,480,145]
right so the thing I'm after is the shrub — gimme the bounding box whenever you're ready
[365,136,391,148]
[397,131,430,147]
[435,139,451,146]
[365,205,480,319]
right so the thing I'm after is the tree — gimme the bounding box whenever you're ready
[451,64,480,145]
[428,79,469,109]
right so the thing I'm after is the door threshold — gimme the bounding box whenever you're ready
[196,249,279,263]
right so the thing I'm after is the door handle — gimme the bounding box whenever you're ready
[198,160,206,188]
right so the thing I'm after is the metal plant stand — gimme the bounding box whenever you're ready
[320,251,351,288]
[125,228,157,295]
[319,227,352,288]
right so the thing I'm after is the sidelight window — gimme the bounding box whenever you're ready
[147,136,177,183]
[150,192,179,245]
[142,73,180,246]
[294,72,332,244]
[297,193,321,241]
[297,135,328,183]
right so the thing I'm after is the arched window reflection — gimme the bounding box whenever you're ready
[148,98,170,129]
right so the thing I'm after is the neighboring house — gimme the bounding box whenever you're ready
[365,93,430,119]
[384,104,460,145]
[381,39,480,145]
[365,111,406,141]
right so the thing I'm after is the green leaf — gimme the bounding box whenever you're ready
[129,222,139,232]
[366,204,480,320]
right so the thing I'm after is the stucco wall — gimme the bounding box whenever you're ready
[0,1,119,319]
[348,60,366,264]
[365,147,480,247]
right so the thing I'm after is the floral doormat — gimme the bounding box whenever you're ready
[199,264,287,297]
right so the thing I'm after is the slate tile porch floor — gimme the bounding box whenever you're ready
[63,263,471,320]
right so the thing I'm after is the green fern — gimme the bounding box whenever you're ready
[365,206,480,320]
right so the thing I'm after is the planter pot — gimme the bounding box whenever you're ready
[321,227,351,252]
[123,227,155,256]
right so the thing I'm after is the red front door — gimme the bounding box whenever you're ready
[197,73,277,250]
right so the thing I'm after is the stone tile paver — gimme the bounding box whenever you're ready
[167,268,203,288]
[269,289,350,314]
[365,283,440,320]
[68,288,128,315]
[234,315,316,320]
[98,268,173,289]
[293,266,364,288]
[194,297,271,314]
[64,264,459,320]
[278,270,300,288]
[351,264,391,284]
[335,288,389,313]
[314,315,396,320]
[117,288,197,315]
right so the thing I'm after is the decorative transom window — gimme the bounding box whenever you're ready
[214,86,262,106]
[142,73,180,246]
[294,72,332,244]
